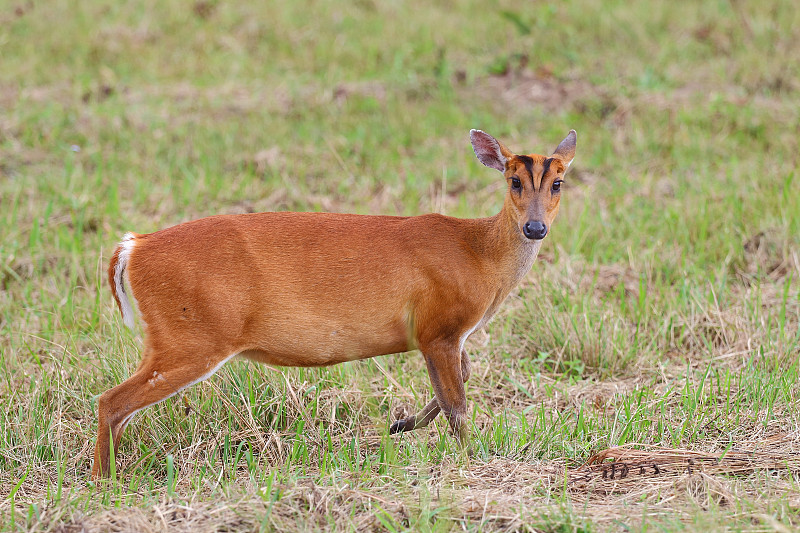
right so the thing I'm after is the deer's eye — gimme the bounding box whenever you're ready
[511,177,521,190]
[552,180,563,192]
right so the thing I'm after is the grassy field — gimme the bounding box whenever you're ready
[2,0,800,530]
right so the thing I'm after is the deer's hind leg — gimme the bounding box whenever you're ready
[92,338,233,479]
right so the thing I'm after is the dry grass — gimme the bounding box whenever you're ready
[20,442,800,532]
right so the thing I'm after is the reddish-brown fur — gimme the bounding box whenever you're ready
[93,130,576,478]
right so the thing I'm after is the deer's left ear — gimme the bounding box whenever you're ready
[552,130,577,169]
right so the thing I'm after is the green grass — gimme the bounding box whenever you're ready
[2,0,800,530]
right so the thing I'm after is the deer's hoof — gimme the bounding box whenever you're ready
[389,419,410,434]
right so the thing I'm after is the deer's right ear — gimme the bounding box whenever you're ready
[470,129,512,172]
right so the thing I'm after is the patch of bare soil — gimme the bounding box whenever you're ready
[578,263,642,298]
[465,68,601,117]
[465,66,795,129]
[490,73,598,111]
[741,229,799,281]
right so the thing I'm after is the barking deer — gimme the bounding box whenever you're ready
[93,129,576,478]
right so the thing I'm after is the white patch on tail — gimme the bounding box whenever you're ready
[115,232,138,329]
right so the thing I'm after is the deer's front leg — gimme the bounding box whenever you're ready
[390,350,471,435]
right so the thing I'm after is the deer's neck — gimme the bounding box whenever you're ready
[477,205,542,291]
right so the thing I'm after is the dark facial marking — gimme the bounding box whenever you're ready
[541,158,553,185]
[517,155,534,178]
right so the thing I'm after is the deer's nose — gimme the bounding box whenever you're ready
[522,220,547,240]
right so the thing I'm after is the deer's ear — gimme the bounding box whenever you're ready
[552,130,577,169]
[470,129,513,172]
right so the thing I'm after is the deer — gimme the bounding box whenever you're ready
[93,129,576,478]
